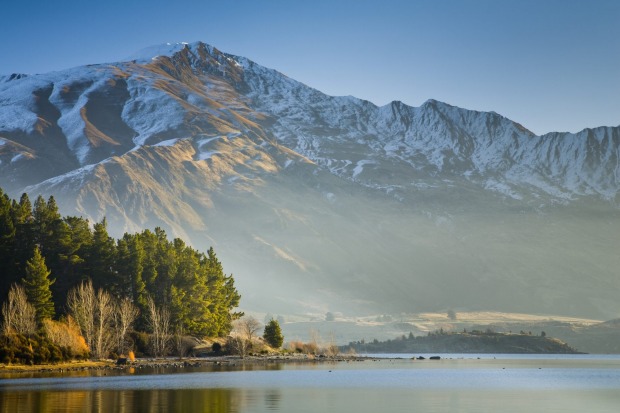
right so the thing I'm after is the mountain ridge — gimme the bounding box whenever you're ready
[1,41,619,320]
[2,41,618,203]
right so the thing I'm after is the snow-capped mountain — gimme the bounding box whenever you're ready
[1,42,619,319]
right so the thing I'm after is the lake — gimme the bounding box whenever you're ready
[1,354,619,412]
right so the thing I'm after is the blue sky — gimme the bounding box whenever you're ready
[1,0,618,135]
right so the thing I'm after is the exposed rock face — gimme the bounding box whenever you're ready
[1,42,619,318]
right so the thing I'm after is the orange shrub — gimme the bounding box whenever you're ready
[42,317,89,358]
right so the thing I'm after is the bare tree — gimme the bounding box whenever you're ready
[113,297,139,356]
[226,334,249,358]
[1,284,37,335]
[93,287,114,359]
[238,315,261,348]
[68,280,115,359]
[226,316,261,358]
[67,281,95,350]
[173,325,194,359]
[146,296,171,357]
[227,316,261,357]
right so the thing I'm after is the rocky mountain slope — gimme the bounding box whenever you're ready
[1,42,619,319]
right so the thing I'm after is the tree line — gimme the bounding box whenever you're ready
[0,188,242,361]
[342,329,578,354]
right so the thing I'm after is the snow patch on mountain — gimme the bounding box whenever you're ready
[0,75,47,133]
[153,138,180,147]
[24,162,100,193]
[53,77,108,164]
[352,160,375,178]
[125,42,190,63]
[121,71,186,146]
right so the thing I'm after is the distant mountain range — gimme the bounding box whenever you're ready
[1,42,618,319]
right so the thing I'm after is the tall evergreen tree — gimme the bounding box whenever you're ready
[33,195,71,310]
[88,218,116,292]
[153,227,176,304]
[0,189,16,299]
[32,196,68,254]
[203,247,242,336]
[22,246,56,324]
[52,215,92,314]
[13,193,33,223]
[0,189,15,251]
[116,233,147,310]
[169,239,212,336]
[137,229,158,296]
[11,194,35,279]
[263,318,284,349]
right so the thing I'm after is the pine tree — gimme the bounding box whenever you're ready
[88,218,116,291]
[22,246,56,323]
[0,189,15,249]
[116,233,145,299]
[0,189,17,299]
[263,318,284,349]
[153,227,176,304]
[200,247,242,336]
[52,215,92,311]
[12,194,35,276]
[33,195,72,313]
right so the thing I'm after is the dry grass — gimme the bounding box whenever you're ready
[286,335,339,357]
[0,360,110,372]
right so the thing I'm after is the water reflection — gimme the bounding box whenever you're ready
[1,357,620,412]
[263,389,281,411]
[3,387,620,413]
[0,388,244,413]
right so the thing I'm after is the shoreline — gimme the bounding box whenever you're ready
[0,353,368,374]
[3,351,609,375]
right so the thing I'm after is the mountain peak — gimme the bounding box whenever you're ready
[420,98,458,111]
[125,41,219,63]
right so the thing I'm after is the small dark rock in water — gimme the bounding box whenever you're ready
[416,356,425,360]
[429,356,441,360]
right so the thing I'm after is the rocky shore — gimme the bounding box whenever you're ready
[0,353,370,375]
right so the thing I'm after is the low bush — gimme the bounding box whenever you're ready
[287,340,319,355]
[42,318,89,359]
[0,333,84,365]
[129,331,150,357]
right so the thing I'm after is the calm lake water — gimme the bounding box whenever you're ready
[1,354,619,412]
